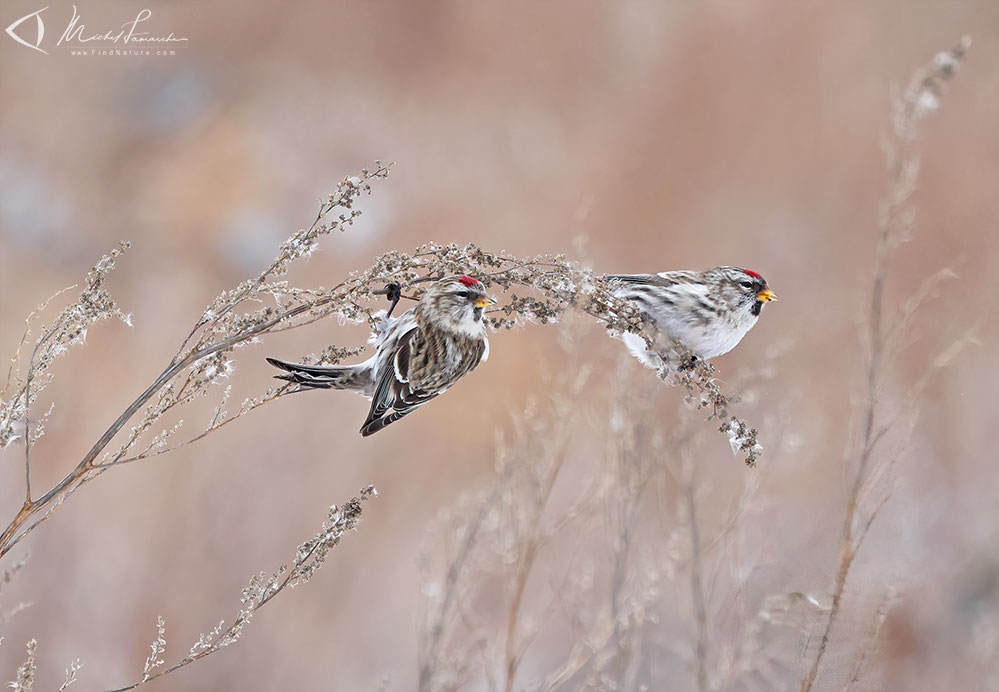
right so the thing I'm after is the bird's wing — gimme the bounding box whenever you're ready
[360,327,441,436]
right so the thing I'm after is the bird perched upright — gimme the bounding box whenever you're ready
[605,267,776,367]
[267,275,496,436]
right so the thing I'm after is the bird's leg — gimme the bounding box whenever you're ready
[384,282,403,318]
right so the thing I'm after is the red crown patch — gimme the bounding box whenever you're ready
[459,275,481,287]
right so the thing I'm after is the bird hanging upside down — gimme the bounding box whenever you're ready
[267,275,496,436]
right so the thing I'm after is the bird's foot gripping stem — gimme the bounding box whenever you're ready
[384,282,403,318]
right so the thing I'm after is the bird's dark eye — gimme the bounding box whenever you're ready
[739,281,754,289]
[457,290,471,299]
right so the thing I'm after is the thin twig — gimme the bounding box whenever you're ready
[684,454,710,692]
[800,37,969,692]
[106,487,376,692]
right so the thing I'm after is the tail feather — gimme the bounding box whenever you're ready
[266,357,372,392]
[604,273,657,284]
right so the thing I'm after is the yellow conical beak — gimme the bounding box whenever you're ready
[756,288,777,302]
[474,296,497,308]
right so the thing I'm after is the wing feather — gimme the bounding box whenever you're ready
[361,327,440,436]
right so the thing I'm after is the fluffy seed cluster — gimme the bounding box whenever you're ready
[0,242,132,450]
[333,243,761,465]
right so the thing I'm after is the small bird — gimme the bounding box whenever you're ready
[605,267,776,367]
[267,275,496,436]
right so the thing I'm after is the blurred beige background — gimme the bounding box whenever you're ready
[1,1,998,690]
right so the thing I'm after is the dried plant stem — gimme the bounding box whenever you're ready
[418,484,505,691]
[503,383,582,692]
[801,173,896,692]
[2,161,760,567]
[106,487,375,692]
[800,37,969,692]
[1,307,296,557]
[0,166,391,560]
[684,460,710,692]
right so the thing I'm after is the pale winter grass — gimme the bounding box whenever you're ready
[0,37,973,691]
[416,37,975,692]
[0,163,760,559]
[0,161,759,683]
[106,486,376,691]
[799,36,973,692]
[416,333,799,692]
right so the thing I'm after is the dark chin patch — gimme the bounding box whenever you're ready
[751,301,763,317]
[473,306,483,321]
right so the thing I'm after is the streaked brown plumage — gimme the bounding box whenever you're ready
[267,275,495,436]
